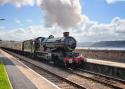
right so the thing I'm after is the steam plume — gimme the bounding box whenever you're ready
[0,0,83,29]
[40,0,82,29]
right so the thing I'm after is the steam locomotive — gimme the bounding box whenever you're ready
[1,32,86,68]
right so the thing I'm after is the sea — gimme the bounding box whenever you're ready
[76,47,125,51]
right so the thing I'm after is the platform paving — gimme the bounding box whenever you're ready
[1,55,37,89]
[87,58,125,69]
[0,49,60,89]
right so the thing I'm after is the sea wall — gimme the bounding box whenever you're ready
[75,49,125,62]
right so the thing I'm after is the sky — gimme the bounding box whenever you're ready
[81,0,125,23]
[0,0,125,42]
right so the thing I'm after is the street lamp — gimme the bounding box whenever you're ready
[0,18,5,43]
[0,18,5,21]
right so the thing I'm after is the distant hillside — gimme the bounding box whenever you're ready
[77,41,125,47]
[92,41,125,47]
[77,42,95,47]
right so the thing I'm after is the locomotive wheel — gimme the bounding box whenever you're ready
[53,58,65,67]
[65,63,70,68]
[79,61,85,68]
[54,60,58,66]
[31,52,36,58]
[65,62,76,69]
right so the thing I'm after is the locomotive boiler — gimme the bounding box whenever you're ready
[43,32,76,52]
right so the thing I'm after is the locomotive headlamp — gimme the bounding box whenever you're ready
[69,59,73,63]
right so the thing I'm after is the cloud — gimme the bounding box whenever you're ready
[106,0,125,4]
[15,19,21,24]
[0,26,5,29]
[65,16,125,42]
[26,19,33,23]
[0,0,35,7]
[0,0,83,29]
[0,25,63,41]
[40,0,82,29]
[111,17,125,34]
[1,16,125,42]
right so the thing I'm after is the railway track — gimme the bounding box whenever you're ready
[16,58,113,89]
[4,50,125,89]
[20,60,80,89]
[78,69,125,84]
[68,69,125,89]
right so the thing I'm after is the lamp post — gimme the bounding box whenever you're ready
[0,18,5,44]
[0,18,5,21]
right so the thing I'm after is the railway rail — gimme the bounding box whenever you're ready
[3,49,125,89]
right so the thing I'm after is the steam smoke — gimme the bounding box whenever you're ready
[0,0,83,29]
[41,0,82,29]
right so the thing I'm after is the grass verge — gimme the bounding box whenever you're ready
[0,59,12,89]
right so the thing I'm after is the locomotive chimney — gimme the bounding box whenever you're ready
[63,32,69,37]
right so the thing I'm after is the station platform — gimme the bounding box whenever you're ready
[87,58,125,69]
[0,49,60,89]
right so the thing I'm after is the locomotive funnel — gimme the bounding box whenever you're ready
[63,32,69,37]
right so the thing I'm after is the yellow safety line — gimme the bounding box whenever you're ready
[2,59,13,89]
